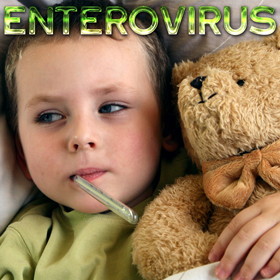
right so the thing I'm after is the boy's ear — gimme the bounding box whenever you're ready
[162,134,179,152]
[15,135,32,180]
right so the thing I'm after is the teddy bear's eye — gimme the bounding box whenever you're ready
[237,79,245,86]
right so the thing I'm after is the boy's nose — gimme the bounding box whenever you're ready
[67,119,98,152]
[69,138,95,152]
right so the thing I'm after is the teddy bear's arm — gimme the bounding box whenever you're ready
[132,174,218,280]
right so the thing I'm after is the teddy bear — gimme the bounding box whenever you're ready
[132,29,280,280]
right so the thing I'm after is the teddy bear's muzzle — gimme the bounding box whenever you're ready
[190,76,217,104]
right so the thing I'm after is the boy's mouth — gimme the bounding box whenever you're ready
[70,168,106,182]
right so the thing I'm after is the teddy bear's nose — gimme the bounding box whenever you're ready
[190,76,207,90]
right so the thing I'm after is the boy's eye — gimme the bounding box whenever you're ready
[36,112,63,123]
[99,104,126,114]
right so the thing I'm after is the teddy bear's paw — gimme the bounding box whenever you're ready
[132,230,218,280]
[132,177,218,280]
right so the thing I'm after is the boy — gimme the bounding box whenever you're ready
[1,1,280,279]
[0,1,186,279]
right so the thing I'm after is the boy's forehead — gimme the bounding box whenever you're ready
[17,31,146,71]
[15,32,155,101]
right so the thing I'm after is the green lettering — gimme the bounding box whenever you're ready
[55,6,77,35]
[129,6,158,35]
[4,6,26,35]
[188,6,195,35]
[250,6,276,35]
[160,6,185,35]
[224,6,247,35]
[29,6,53,35]
[199,6,221,35]
[105,6,127,35]
[81,6,102,35]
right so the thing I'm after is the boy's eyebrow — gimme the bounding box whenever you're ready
[25,95,65,109]
[95,83,137,95]
[25,84,138,109]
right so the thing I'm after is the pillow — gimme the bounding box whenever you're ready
[0,0,278,232]
[122,0,275,64]
[0,115,37,233]
[0,0,37,233]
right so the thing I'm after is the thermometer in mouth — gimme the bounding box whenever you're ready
[73,175,139,224]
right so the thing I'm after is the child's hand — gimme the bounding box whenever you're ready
[208,192,280,280]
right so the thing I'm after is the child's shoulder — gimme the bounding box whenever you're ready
[0,197,58,263]
[3,196,58,242]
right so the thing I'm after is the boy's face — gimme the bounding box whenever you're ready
[15,35,166,213]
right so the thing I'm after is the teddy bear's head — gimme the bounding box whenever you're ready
[173,29,280,169]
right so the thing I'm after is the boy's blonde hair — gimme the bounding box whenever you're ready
[5,0,173,136]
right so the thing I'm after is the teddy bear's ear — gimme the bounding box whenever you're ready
[263,26,280,49]
[172,60,194,88]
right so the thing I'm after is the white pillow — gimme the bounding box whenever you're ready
[123,0,276,64]
[0,115,36,233]
[165,262,280,280]
[0,0,36,233]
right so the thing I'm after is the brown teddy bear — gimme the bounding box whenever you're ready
[132,29,280,280]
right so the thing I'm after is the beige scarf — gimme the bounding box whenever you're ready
[202,139,280,210]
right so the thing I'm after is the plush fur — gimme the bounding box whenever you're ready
[132,29,280,280]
